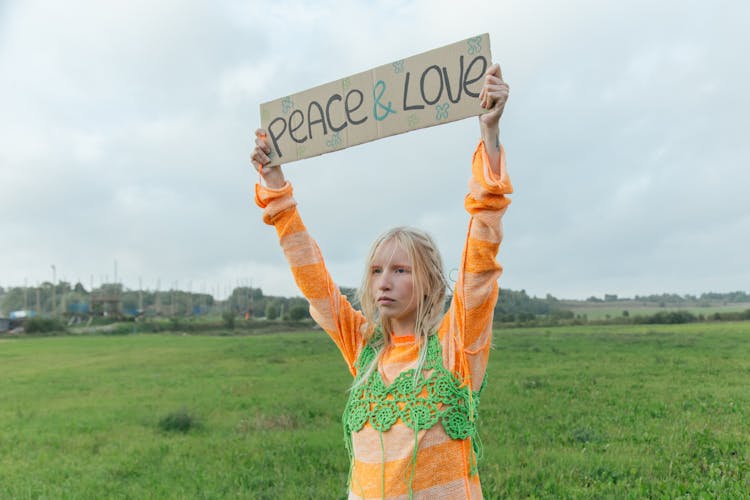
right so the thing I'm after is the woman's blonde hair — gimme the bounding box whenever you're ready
[353,227,448,387]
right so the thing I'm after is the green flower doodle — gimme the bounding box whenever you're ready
[407,114,419,128]
[281,96,294,114]
[467,36,482,55]
[326,132,342,148]
[342,77,352,91]
[296,146,306,157]
[436,103,450,120]
[392,60,405,73]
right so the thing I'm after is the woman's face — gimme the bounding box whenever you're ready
[370,239,417,331]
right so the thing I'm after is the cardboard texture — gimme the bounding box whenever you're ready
[260,34,492,166]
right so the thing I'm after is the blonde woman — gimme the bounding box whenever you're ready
[251,63,511,499]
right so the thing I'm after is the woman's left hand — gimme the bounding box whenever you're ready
[479,63,509,129]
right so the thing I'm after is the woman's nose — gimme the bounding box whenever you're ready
[378,275,391,290]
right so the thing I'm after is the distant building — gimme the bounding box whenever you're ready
[8,310,37,329]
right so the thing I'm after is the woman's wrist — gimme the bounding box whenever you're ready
[261,166,286,189]
[480,121,500,152]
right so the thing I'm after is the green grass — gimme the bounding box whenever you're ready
[482,322,750,497]
[1,323,749,498]
[566,302,750,320]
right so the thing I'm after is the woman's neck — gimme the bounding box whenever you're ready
[388,318,416,337]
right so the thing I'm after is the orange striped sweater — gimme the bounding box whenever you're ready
[255,141,512,499]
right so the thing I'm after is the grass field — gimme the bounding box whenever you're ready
[1,323,749,498]
[564,301,750,321]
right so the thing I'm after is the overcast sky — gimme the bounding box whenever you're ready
[1,0,748,300]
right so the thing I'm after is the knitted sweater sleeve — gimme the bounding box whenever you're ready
[443,140,513,388]
[254,182,366,376]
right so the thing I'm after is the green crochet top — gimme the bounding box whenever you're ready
[342,333,486,469]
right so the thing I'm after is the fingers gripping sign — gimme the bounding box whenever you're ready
[477,63,509,171]
[251,129,271,169]
[478,63,509,128]
[251,129,286,189]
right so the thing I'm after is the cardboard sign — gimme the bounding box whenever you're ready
[259,34,491,166]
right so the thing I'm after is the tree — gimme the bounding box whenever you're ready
[222,311,235,329]
[288,305,309,321]
[265,303,280,320]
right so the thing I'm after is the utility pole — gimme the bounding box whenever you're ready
[188,280,193,316]
[61,281,66,316]
[51,265,56,316]
[155,278,161,315]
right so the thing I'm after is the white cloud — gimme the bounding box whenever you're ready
[0,0,748,300]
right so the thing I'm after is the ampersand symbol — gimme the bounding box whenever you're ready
[372,80,397,121]
[436,103,450,120]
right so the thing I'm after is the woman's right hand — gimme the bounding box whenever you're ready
[251,128,286,188]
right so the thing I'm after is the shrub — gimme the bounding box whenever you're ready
[288,305,309,321]
[265,303,279,320]
[551,309,575,320]
[638,310,697,324]
[222,311,236,329]
[24,317,67,334]
[158,407,201,433]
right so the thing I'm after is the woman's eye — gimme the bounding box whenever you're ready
[371,268,382,274]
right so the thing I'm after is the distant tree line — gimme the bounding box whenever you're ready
[225,287,311,321]
[0,283,316,322]
[0,282,216,318]
[585,291,750,306]
[1,283,748,329]
[493,289,558,323]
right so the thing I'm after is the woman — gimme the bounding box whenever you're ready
[251,63,511,499]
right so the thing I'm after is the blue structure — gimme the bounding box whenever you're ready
[67,303,90,315]
[9,310,37,320]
